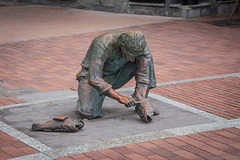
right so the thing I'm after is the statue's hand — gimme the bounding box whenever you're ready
[117,95,136,108]
[137,101,154,123]
[131,88,155,123]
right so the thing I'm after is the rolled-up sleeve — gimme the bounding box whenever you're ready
[135,45,152,85]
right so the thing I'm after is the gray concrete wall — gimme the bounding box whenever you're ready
[1,0,236,18]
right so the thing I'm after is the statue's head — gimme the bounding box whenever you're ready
[119,31,146,62]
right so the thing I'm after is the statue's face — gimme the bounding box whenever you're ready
[120,45,136,62]
[120,43,144,62]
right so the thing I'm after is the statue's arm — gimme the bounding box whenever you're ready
[135,55,151,91]
[135,45,152,98]
[87,47,112,95]
[106,89,136,107]
[134,52,156,123]
[135,83,149,98]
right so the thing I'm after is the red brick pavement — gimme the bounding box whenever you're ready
[0,13,240,160]
[0,4,170,43]
[0,130,39,160]
[0,15,239,107]
[57,127,240,160]
[151,77,240,119]
[0,96,24,106]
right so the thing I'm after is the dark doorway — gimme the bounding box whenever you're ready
[129,0,165,3]
[182,0,199,5]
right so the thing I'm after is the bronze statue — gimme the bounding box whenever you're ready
[76,31,159,123]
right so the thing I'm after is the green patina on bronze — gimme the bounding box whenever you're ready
[31,116,84,132]
[76,31,158,123]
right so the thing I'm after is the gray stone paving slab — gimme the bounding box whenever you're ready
[0,90,215,149]
[149,92,228,122]
[16,90,77,102]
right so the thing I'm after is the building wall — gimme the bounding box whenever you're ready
[2,0,236,18]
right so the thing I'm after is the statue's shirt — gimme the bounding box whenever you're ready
[102,48,128,76]
[79,31,156,95]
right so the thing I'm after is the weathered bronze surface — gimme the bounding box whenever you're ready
[31,116,84,132]
[76,31,158,123]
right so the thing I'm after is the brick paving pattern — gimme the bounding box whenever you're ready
[1,15,240,107]
[0,4,170,43]
[0,96,24,106]
[57,127,240,160]
[0,130,39,159]
[152,77,240,119]
[1,18,239,91]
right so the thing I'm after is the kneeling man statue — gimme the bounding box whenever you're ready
[76,31,159,123]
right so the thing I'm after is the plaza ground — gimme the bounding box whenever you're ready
[0,2,239,160]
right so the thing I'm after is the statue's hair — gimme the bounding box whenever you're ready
[119,31,146,56]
